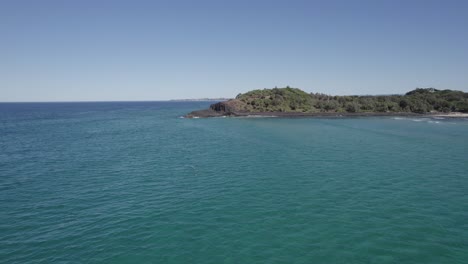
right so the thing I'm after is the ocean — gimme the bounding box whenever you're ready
[1,101,467,263]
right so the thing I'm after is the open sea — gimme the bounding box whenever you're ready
[1,101,467,263]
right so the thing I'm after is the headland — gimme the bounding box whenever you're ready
[185,87,468,118]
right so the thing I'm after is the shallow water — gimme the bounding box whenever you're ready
[1,102,467,263]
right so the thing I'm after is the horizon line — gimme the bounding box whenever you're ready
[0,98,233,103]
[2,87,465,103]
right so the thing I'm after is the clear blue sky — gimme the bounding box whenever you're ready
[1,0,467,101]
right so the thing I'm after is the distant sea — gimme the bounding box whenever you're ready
[1,102,467,263]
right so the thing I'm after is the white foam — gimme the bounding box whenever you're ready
[230,115,274,119]
[411,119,428,122]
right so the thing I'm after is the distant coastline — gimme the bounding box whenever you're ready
[169,98,231,102]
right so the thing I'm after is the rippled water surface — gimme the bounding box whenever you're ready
[1,102,467,263]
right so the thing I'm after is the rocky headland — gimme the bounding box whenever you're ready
[185,87,468,118]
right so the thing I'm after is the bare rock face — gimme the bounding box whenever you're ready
[185,100,246,118]
[210,102,230,112]
[185,101,231,118]
[211,100,248,113]
[209,101,240,113]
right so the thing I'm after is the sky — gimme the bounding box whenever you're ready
[1,0,467,102]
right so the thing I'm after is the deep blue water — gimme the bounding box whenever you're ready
[1,102,467,263]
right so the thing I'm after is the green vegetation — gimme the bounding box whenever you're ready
[235,87,315,112]
[232,87,468,113]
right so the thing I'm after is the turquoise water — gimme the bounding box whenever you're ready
[1,102,467,263]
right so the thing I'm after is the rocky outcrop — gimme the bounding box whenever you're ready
[184,108,223,118]
[184,100,243,118]
[209,100,246,114]
[184,87,468,118]
[210,102,231,113]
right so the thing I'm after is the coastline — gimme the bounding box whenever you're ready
[184,87,468,119]
[185,109,468,119]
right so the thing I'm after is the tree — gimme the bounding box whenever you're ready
[346,102,360,113]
